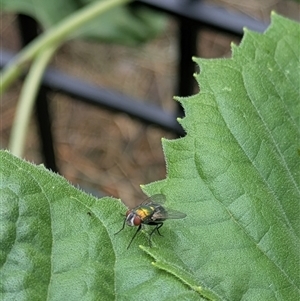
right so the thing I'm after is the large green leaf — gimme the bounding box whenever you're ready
[143,13,300,300]
[1,0,166,45]
[0,150,200,300]
[1,13,299,300]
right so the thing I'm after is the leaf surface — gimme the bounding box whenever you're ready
[1,13,299,301]
[0,151,200,300]
[143,13,300,300]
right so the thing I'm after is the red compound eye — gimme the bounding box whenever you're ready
[133,215,141,226]
[125,210,131,217]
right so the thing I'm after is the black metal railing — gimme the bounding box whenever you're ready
[0,0,269,172]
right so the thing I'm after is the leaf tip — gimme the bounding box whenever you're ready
[243,27,250,33]
[173,95,180,102]
[139,184,148,195]
[271,10,277,17]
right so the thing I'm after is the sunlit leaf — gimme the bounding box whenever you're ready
[1,13,299,300]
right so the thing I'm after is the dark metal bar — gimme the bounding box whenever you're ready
[176,18,198,117]
[134,0,269,120]
[42,68,185,135]
[17,14,40,45]
[34,87,58,171]
[17,14,58,171]
[0,50,184,135]
[136,0,268,34]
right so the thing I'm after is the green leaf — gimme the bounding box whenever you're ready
[0,150,200,300]
[2,0,166,45]
[1,13,299,300]
[144,13,300,300]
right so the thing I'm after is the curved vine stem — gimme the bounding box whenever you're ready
[8,46,57,157]
[0,0,132,94]
[4,0,132,157]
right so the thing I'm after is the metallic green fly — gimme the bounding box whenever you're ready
[115,194,187,249]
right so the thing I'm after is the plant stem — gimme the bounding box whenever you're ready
[8,46,58,157]
[0,0,133,94]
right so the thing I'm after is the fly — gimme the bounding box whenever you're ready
[115,194,187,249]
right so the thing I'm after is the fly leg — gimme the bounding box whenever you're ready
[148,222,164,247]
[127,224,142,249]
[114,217,126,235]
[155,223,164,237]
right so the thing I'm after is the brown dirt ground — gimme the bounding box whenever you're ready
[1,0,299,207]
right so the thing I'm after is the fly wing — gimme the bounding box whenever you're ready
[141,194,166,206]
[140,194,186,221]
[164,208,187,219]
[149,195,186,219]
[151,206,186,221]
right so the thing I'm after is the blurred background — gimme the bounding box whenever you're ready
[1,0,299,207]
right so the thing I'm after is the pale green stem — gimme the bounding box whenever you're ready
[8,46,57,157]
[0,0,132,94]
